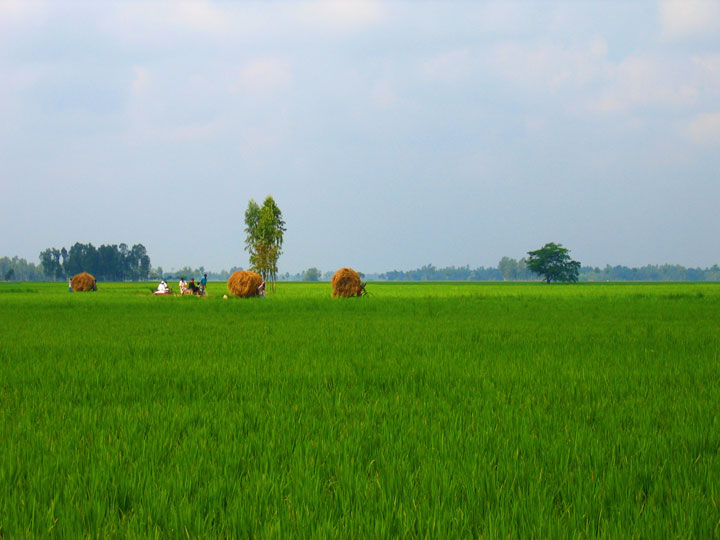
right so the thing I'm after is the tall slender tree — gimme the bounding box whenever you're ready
[39,248,62,281]
[244,196,285,291]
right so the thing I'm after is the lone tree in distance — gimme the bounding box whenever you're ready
[526,242,580,284]
[244,196,285,291]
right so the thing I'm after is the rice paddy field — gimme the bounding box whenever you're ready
[1,280,719,539]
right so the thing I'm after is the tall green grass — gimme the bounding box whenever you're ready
[1,281,719,538]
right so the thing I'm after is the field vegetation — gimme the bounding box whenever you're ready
[1,281,719,538]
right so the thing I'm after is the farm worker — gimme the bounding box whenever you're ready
[188,279,198,294]
[68,278,72,292]
[200,273,208,293]
[258,281,266,297]
[179,278,187,295]
[154,281,169,295]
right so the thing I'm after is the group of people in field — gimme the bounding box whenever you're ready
[181,274,208,295]
[154,274,208,296]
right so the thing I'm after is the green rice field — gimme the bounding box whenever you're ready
[1,281,719,538]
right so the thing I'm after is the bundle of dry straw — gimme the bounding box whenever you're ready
[71,272,97,292]
[331,268,361,297]
[227,270,263,298]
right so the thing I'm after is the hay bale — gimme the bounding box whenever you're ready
[227,270,263,298]
[331,268,362,297]
[71,272,97,292]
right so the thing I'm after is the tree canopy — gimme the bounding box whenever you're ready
[302,267,321,281]
[244,196,285,291]
[39,242,151,281]
[526,242,580,284]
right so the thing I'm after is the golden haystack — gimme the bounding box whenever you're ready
[227,270,263,298]
[71,272,97,292]
[331,267,362,297]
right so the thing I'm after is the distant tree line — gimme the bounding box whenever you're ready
[163,266,244,281]
[378,264,503,281]
[579,264,720,282]
[278,268,335,281]
[38,243,151,281]
[0,257,46,281]
[2,254,720,283]
[301,267,322,281]
[281,260,720,282]
[276,265,502,281]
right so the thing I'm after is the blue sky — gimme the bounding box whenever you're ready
[1,0,719,273]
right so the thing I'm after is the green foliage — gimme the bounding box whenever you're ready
[380,264,503,281]
[302,267,321,281]
[497,257,534,281]
[39,247,64,280]
[168,266,243,281]
[580,263,720,281]
[39,242,151,281]
[1,282,719,538]
[527,242,581,283]
[244,196,285,290]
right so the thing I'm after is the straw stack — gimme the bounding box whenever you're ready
[71,272,97,292]
[331,268,361,297]
[227,270,263,297]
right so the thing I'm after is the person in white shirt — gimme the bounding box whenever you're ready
[154,280,169,295]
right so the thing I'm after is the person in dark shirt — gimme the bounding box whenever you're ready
[200,273,208,293]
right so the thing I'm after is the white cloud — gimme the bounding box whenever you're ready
[471,37,710,117]
[125,64,228,143]
[370,80,396,108]
[167,119,225,141]
[476,2,537,34]
[683,112,720,145]
[131,66,151,97]
[421,49,473,82]
[104,0,232,43]
[524,116,545,134]
[292,0,385,31]
[171,0,229,33]
[0,0,46,23]
[237,58,292,96]
[693,54,720,88]
[102,0,386,47]
[660,0,720,39]
[590,55,699,114]
[0,0,48,43]
[484,39,608,92]
[0,63,45,93]
[127,113,225,143]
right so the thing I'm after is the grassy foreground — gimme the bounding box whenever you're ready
[1,281,719,538]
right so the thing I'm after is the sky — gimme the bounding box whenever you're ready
[1,0,719,273]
